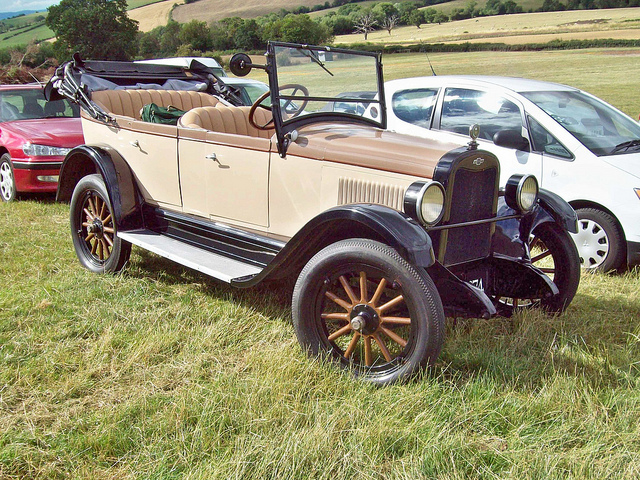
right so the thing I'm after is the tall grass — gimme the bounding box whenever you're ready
[1,190,639,478]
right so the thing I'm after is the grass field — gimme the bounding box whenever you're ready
[2,48,640,478]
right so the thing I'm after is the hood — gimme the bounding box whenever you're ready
[602,153,640,181]
[2,118,84,147]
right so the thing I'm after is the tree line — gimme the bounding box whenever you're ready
[1,0,638,76]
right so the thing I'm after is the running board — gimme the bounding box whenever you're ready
[118,229,262,283]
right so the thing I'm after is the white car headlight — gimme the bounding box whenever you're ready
[22,143,72,157]
[404,180,445,226]
[505,174,538,212]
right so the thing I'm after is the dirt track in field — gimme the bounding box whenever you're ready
[128,0,183,32]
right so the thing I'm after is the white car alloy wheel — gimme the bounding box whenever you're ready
[0,155,16,202]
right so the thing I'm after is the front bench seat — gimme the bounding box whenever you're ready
[178,106,274,139]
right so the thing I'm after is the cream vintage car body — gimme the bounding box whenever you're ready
[46,43,581,384]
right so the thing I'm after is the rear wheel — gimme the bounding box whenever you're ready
[572,207,625,272]
[70,174,131,273]
[292,239,445,385]
[0,154,16,202]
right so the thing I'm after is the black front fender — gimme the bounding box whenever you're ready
[56,145,143,231]
[232,204,435,287]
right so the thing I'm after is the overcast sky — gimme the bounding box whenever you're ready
[2,0,61,13]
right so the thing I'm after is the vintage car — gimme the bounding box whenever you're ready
[0,84,83,202]
[382,76,640,273]
[46,43,580,385]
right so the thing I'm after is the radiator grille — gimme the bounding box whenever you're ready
[442,166,497,266]
[337,177,405,211]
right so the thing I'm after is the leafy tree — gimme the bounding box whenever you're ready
[409,9,425,28]
[265,14,333,45]
[46,0,138,61]
[179,20,213,52]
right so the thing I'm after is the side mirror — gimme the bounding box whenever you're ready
[229,53,267,77]
[493,130,530,152]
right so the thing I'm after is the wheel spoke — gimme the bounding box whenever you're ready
[339,275,359,304]
[364,336,372,367]
[381,316,411,325]
[328,323,352,342]
[378,294,404,313]
[83,208,94,220]
[99,199,106,219]
[381,326,407,348]
[103,226,115,234]
[370,277,387,307]
[373,333,392,362]
[97,239,104,260]
[88,197,97,216]
[538,267,555,274]
[85,232,95,242]
[91,238,98,255]
[103,214,112,226]
[325,291,353,312]
[531,249,552,263]
[103,233,114,247]
[344,332,360,359]
[359,271,368,303]
[321,312,349,321]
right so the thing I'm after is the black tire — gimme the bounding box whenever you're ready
[495,222,581,315]
[0,154,16,202]
[573,207,625,272]
[70,174,131,273]
[292,239,445,385]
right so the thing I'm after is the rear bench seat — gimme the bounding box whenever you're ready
[90,89,221,120]
[178,105,274,139]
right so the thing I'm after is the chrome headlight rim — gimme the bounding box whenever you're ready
[404,180,446,227]
[505,174,538,213]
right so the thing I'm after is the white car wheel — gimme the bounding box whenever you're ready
[0,154,16,202]
[572,208,625,272]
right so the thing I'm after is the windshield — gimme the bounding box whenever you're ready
[271,44,384,129]
[521,90,640,156]
[0,89,79,122]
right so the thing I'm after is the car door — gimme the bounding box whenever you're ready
[178,129,270,228]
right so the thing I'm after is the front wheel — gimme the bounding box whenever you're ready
[70,174,131,273]
[494,222,580,315]
[292,239,445,385]
[0,154,16,202]
[572,207,625,272]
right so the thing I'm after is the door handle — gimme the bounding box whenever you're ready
[130,140,140,148]
[206,153,220,164]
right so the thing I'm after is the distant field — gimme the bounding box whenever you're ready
[127,0,167,9]
[335,7,640,45]
[128,0,183,32]
[172,0,325,23]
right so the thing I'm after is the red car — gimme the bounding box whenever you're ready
[0,84,83,202]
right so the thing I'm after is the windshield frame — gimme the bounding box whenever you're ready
[266,42,386,157]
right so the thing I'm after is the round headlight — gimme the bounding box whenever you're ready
[505,174,538,212]
[404,181,445,227]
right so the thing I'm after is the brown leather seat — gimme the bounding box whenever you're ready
[178,106,274,139]
[90,89,221,120]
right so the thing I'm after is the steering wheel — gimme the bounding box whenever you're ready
[248,83,310,131]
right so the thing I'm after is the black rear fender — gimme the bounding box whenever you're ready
[56,145,143,231]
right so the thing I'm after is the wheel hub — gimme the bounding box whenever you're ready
[87,218,104,238]
[349,304,379,335]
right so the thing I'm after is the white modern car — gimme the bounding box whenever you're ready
[380,76,640,272]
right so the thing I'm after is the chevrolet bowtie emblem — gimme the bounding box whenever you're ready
[473,157,485,166]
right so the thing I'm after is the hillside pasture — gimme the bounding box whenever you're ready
[128,0,184,33]
[335,7,640,46]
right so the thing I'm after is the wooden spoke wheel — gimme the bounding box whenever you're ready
[494,222,580,315]
[70,174,131,273]
[293,239,444,385]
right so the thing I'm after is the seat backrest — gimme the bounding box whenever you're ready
[178,105,274,139]
[90,89,221,120]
